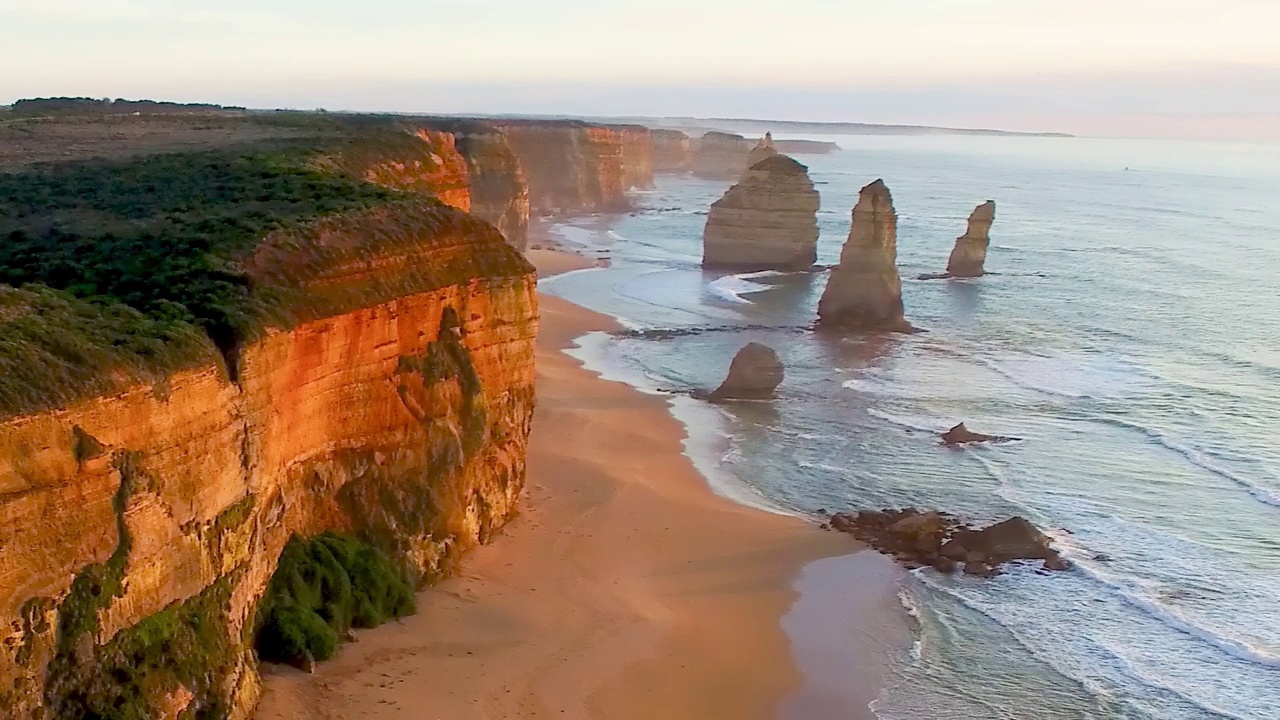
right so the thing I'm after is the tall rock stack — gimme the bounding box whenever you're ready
[946,200,995,277]
[652,129,692,172]
[817,179,912,331]
[743,132,778,173]
[702,154,820,271]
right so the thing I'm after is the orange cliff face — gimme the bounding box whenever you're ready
[498,121,631,214]
[610,124,655,190]
[455,129,531,251]
[356,128,473,212]
[0,206,537,719]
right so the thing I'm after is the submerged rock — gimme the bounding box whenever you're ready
[827,508,1069,575]
[940,422,1016,445]
[707,342,784,400]
[702,154,820,271]
[816,180,912,332]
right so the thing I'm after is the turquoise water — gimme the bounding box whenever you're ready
[540,133,1280,719]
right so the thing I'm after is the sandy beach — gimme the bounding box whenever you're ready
[257,248,907,720]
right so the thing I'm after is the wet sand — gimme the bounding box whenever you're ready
[256,248,908,720]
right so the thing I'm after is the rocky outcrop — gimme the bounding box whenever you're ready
[334,127,473,212]
[707,343,784,400]
[691,131,752,179]
[946,201,995,277]
[744,132,778,172]
[499,122,629,214]
[610,124,655,190]
[816,180,912,332]
[455,129,531,250]
[827,509,1069,576]
[0,146,537,716]
[652,129,692,172]
[941,422,1016,445]
[702,154,820,271]
[772,139,840,155]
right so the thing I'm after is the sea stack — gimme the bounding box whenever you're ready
[946,200,995,277]
[709,342,785,400]
[702,154,820,271]
[817,179,911,331]
[692,130,753,178]
[743,132,778,172]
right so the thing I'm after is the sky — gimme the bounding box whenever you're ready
[3,0,1279,140]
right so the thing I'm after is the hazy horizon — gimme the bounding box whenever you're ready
[4,0,1280,141]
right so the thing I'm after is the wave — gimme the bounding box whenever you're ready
[865,408,950,434]
[976,352,1154,400]
[706,273,773,304]
[1092,416,1280,507]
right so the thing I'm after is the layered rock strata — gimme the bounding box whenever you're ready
[499,122,629,213]
[651,129,692,172]
[702,154,820,271]
[816,179,912,332]
[708,343,785,400]
[455,129,531,250]
[691,130,752,179]
[946,200,995,277]
[610,124,655,190]
[0,141,537,717]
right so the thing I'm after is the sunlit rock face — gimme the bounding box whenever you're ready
[456,129,531,250]
[702,154,820,271]
[817,179,912,332]
[498,122,631,213]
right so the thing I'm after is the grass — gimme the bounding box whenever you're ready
[254,532,415,665]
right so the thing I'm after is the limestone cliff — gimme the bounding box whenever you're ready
[692,130,752,179]
[817,179,912,332]
[0,125,537,718]
[609,124,655,190]
[455,129,531,250]
[946,201,995,277]
[652,129,692,172]
[499,122,630,213]
[702,154,820,271]
[329,127,473,212]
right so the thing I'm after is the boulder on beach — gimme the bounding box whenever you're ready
[826,508,1069,575]
[816,179,912,332]
[708,342,785,400]
[701,154,820,271]
[940,422,1016,445]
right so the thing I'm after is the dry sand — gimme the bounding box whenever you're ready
[257,249,907,720]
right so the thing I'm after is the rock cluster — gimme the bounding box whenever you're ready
[816,179,912,331]
[827,509,1070,576]
[947,200,995,277]
[707,342,784,400]
[702,154,820,271]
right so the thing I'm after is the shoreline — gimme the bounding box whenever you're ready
[256,245,909,720]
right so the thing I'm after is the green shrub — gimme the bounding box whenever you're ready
[255,532,414,665]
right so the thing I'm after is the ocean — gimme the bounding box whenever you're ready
[538,132,1280,719]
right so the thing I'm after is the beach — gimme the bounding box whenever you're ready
[256,247,908,720]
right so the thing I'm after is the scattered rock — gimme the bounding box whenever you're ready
[941,422,1017,445]
[816,180,913,332]
[706,342,785,400]
[702,154,820,271]
[294,650,317,674]
[826,508,1068,576]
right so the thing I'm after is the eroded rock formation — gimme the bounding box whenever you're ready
[827,509,1069,575]
[947,200,995,277]
[499,121,629,213]
[941,422,1016,445]
[0,127,537,718]
[702,154,820,271]
[816,179,912,332]
[652,129,692,172]
[708,343,784,400]
[743,132,778,172]
[455,129,531,250]
[610,124,655,190]
[692,130,752,179]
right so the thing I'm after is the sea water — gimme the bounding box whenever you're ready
[539,132,1280,719]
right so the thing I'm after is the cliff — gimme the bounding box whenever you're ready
[691,130,752,179]
[499,122,630,213]
[652,129,692,172]
[321,126,473,212]
[0,121,537,719]
[702,154,820,271]
[946,201,995,277]
[454,129,531,250]
[609,124,655,190]
[817,179,912,331]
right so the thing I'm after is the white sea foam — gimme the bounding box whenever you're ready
[977,352,1154,400]
[705,273,773,304]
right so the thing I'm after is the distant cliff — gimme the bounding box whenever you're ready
[691,130,752,179]
[652,129,692,172]
[499,121,631,213]
[0,116,537,719]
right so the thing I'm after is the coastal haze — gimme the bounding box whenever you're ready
[1,2,1278,720]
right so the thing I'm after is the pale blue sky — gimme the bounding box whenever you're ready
[4,0,1279,138]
